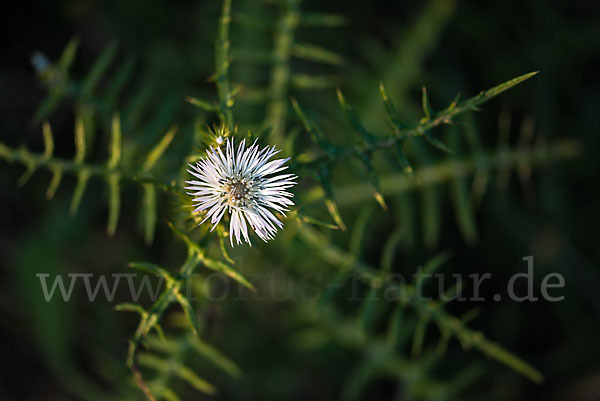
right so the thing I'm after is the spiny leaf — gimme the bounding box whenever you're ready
[336,89,373,144]
[379,82,408,132]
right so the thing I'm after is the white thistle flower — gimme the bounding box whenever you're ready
[185,138,297,246]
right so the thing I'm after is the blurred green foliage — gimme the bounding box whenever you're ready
[1,0,599,401]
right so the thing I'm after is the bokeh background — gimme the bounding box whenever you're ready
[1,0,599,400]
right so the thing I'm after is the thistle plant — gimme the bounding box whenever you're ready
[0,0,582,400]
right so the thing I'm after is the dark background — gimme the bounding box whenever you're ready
[1,0,599,400]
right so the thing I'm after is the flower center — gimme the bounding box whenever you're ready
[225,178,251,207]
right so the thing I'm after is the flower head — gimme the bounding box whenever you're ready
[185,138,297,246]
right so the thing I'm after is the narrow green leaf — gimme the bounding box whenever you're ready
[358,286,379,336]
[189,335,242,378]
[57,37,80,74]
[128,262,174,282]
[380,226,402,274]
[424,131,453,154]
[142,184,157,245]
[108,113,121,169]
[421,185,441,249]
[291,73,338,90]
[336,89,372,143]
[349,205,373,258]
[393,141,414,177]
[143,126,178,171]
[46,167,62,199]
[301,13,348,27]
[114,302,146,315]
[292,42,344,65]
[186,96,218,112]
[70,168,90,215]
[106,173,120,236]
[74,113,86,164]
[379,82,408,132]
[482,71,539,100]
[414,251,451,289]
[104,57,134,106]
[359,154,387,210]
[202,257,256,291]
[411,316,428,357]
[175,292,201,336]
[450,175,478,244]
[174,364,217,394]
[421,86,434,119]
[42,122,54,160]
[81,41,117,97]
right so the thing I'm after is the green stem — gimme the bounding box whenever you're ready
[266,0,300,144]
[216,0,234,131]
